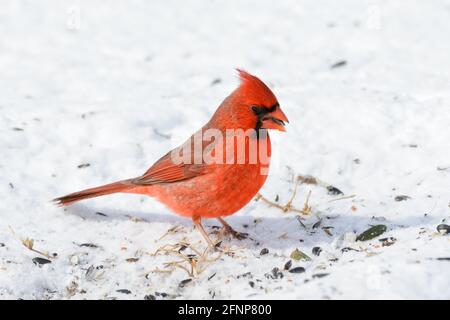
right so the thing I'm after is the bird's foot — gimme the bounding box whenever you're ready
[221,226,248,240]
[204,240,223,253]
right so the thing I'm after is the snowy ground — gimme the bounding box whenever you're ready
[1,0,450,300]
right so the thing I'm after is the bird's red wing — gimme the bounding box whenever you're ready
[132,141,209,185]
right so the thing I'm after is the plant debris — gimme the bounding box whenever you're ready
[12,230,53,259]
[126,215,147,223]
[66,281,78,297]
[157,226,184,241]
[256,174,353,218]
[150,242,230,277]
[290,249,311,261]
[312,219,322,229]
[379,237,397,247]
[322,226,334,237]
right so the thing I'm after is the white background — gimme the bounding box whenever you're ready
[0,0,449,299]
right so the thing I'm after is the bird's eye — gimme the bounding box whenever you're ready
[252,106,265,115]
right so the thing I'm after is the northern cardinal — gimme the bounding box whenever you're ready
[54,69,288,247]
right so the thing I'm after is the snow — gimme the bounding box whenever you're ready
[1,0,450,300]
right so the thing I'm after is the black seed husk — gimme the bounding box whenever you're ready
[116,289,131,294]
[312,247,322,256]
[32,257,51,265]
[179,279,192,288]
[327,185,344,195]
[437,224,450,235]
[284,260,292,270]
[79,243,99,248]
[289,267,306,274]
[395,195,410,201]
[330,60,347,69]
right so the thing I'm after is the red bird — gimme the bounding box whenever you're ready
[54,70,288,248]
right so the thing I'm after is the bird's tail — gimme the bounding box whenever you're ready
[53,179,135,206]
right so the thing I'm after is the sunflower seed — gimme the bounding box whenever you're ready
[32,257,51,265]
[327,185,344,195]
[284,260,292,270]
[437,224,450,235]
[116,289,131,294]
[79,243,99,248]
[356,225,387,241]
[395,195,410,201]
[330,60,347,69]
[289,267,306,274]
[312,273,329,279]
[179,279,192,288]
[208,273,216,281]
[312,247,322,256]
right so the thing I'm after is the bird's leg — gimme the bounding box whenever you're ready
[217,217,248,240]
[192,216,217,249]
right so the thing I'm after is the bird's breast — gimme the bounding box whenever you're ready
[148,133,272,218]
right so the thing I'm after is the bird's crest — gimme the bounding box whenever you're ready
[235,69,278,107]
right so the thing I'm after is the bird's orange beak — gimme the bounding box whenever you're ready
[261,107,289,132]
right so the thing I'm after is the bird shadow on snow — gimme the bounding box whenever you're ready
[63,201,434,251]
